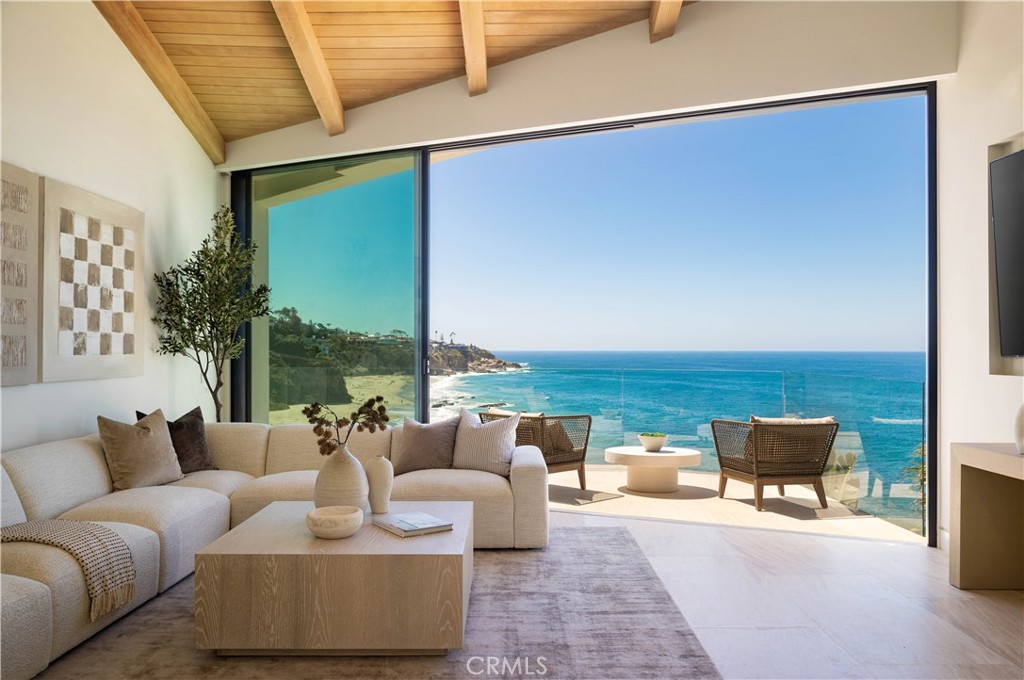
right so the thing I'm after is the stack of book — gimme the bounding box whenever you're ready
[372,511,453,538]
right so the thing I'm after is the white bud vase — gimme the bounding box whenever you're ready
[364,454,394,514]
[1015,402,1024,455]
[314,445,369,514]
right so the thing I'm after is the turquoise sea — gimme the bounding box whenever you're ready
[433,351,927,530]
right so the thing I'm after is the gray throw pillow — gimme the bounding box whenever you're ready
[97,409,184,490]
[136,406,216,474]
[394,416,460,475]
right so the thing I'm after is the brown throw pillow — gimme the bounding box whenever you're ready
[136,406,216,474]
[394,416,460,475]
[97,409,184,490]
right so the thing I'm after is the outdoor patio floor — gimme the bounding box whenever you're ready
[549,465,1024,679]
[548,465,924,543]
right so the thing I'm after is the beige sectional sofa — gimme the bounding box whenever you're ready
[0,421,549,679]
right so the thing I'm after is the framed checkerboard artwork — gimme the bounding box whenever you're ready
[41,179,145,382]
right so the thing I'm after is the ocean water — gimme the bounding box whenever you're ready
[433,351,927,528]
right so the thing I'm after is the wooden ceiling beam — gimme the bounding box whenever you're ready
[93,1,226,164]
[649,0,683,43]
[271,0,345,135]
[458,1,488,96]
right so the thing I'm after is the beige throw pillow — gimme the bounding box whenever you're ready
[97,409,184,490]
[394,416,460,475]
[453,408,520,476]
[750,415,836,425]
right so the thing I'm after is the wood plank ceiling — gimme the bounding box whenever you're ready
[95,1,689,165]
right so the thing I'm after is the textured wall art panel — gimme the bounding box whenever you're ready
[1,163,41,386]
[41,179,144,382]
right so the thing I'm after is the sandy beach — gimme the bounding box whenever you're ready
[269,374,416,425]
[268,373,490,425]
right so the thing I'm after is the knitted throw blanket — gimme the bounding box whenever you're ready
[2,519,136,621]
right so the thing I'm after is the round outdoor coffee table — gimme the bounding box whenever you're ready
[604,446,701,493]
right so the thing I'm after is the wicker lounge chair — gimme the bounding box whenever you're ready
[710,419,840,511]
[479,412,592,489]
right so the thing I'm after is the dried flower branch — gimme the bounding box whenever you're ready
[303,396,389,455]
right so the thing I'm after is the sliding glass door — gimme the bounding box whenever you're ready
[247,152,420,424]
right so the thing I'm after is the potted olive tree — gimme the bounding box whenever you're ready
[152,205,270,421]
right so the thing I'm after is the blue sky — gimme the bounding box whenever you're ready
[268,171,415,334]
[269,94,927,351]
[430,95,927,351]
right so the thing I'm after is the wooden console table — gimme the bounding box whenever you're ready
[949,442,1024,589]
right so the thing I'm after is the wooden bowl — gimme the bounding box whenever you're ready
[306,505,363,539]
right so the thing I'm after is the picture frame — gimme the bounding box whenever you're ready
[40,179,145,382]
[1,163,42,387]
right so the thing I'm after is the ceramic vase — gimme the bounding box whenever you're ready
[314,445,369,514]
[1015,402,1024,455]
[365,454,394,514]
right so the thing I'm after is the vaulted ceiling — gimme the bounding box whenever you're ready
[93,1,691,165]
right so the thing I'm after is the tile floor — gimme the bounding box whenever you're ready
[548,467,1023,680]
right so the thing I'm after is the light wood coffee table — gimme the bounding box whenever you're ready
[605,445,701,492]
[195,500,473,655]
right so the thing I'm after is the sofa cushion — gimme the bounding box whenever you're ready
[204,422,270,478]
[0,521,159,659]
[165,469,254,498]
[265,423,392,474]
[393,416,459,475]
[137,406,216,474]
[58,487,228,592]
[1,574,52,679]
[1,467,27,526]
[392,468,514,548]
[230,470,316,528]
[97,410,183,490]
[2,435,112,521]
[453,408,520,477]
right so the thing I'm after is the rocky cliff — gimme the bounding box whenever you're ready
[429,342,520,375]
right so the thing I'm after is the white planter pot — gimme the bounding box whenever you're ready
[365,454,394,514]
[314,445,369,514]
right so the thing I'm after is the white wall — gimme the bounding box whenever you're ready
[936,1,1024,546]
[223,1,960,170]
[1,1,220,450]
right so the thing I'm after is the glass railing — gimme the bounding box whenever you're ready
[430,368,926,535]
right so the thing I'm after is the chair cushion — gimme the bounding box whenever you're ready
[1,574,52,679]
[392,468,514,548]
[204,422,270,477]
[230,470,316,528]
[2,435,112,521]
[393,416,459,475]
[453,408,519,477]
[165,469,254,498]
[265,424,392,474]
[750,415,836,424]
[58,487,227,592]
[0,521,159,658]
[97,410,183,490]
[1,467,27,526]
[137,406,216,473]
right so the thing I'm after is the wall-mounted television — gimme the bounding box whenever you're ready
[990,148,1023,357]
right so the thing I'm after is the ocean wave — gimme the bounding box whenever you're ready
[872,417,923,425]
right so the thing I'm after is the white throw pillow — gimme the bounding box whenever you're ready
[453,408,521,476]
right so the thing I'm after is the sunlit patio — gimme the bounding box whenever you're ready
[549,465,925,544]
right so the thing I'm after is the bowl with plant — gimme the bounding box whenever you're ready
[638,432,669,452]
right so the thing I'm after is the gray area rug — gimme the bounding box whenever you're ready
[41,527,719,680]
